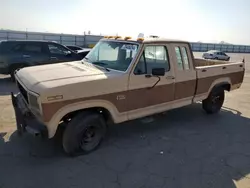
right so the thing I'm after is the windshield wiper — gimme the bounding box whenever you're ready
[92,62,107,66]
[91,62,110,72]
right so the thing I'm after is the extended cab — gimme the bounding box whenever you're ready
[11,36,245,155]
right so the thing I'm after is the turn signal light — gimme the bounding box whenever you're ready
[137,37,144,42]
[124,36,132,40]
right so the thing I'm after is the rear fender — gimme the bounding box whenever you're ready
[207,78,232,96]
[194,77,232,102]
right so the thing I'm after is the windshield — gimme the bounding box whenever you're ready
[84,40,139,72]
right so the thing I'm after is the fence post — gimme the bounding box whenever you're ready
[84,35,86,48]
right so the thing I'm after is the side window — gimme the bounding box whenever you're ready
[180,47,190,70]
[175,47,183,70]
[48,44,69,55]
[134,45,170,75]
[12,44,23,52]
[12,43,42,53]
[175,46,190,70]
[134,52,146,75]
[23,44,42,53]
[69,46,77,51]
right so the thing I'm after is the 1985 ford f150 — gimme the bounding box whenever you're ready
[11,36,245,155]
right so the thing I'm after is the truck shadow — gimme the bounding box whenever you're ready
[0,76,18,96]
[1,104,250,187]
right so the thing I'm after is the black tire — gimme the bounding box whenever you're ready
[214,57,218,60]
[62,112,107,156]
[202,88,225,114]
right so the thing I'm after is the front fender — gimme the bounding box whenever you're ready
[45,99,128,138]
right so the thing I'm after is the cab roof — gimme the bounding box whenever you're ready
[100,37,189,45]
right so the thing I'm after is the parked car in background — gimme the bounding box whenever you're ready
[202,50,230,61]
[0,40,83,80]
[66,45,84,52]
[76,48,91,58]
[66,45,91,58]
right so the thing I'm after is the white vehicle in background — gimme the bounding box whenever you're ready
[202,50,230,61]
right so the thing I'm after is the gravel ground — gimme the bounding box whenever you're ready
[0,53,250,188]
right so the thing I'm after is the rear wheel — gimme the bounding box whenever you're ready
[202,88,225,114]
[62,112,107,156]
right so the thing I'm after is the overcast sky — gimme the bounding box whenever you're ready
[1,0,250,44]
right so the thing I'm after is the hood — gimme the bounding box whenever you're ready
[15,61,113,91]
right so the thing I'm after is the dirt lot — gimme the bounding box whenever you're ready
[1,53,250,188]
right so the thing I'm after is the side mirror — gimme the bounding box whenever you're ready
[65,51,72,56]
[152,68,165,76]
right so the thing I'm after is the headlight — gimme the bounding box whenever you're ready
[28,93,40,110]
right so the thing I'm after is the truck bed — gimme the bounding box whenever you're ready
[194,58,232,67]
[194,58,245,96]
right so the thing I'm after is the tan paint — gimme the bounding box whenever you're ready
[42,70,244,122]
[14,38,245,138]
[43,66,244,138]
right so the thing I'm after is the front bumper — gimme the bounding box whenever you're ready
[11,92,48,138]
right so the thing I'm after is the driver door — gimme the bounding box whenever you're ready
[127,44,175,120]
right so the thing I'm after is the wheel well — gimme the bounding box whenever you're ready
[60,107,114,125]
[220,83,231,91]
[213,83,231,92]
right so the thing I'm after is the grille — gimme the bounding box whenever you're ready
[17,81,28,104]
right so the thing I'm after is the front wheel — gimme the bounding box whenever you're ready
[62,112,107,156]
[202,88,225,114]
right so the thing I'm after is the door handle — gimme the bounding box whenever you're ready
[166,76,175,79]
[23,55,30,58]
[50,57,58,60]
[145,74,152,78]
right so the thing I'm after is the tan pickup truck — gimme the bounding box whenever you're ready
[11,36,245,155]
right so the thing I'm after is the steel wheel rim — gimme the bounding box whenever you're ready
[80,124,102,151]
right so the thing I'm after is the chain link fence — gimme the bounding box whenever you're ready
[1,30,250,53]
